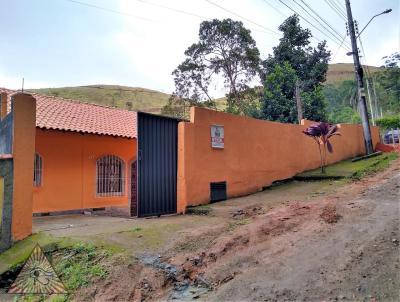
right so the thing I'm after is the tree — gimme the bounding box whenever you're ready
[301,86,328,121]
[168,18,261,115]
[161,94,215,119]
[262,62,298,123]
[375,52,400,114]
[261,15,330,123]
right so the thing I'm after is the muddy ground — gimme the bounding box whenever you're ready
[62,158,399,302]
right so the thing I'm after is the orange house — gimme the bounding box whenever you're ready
[1,88,138,216]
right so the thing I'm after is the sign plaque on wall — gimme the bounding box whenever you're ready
[211,125,224,149]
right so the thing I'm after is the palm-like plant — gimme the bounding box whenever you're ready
[302,122,341,173]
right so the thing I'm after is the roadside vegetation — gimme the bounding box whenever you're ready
[296,152,398,180]
[0,239,113,302]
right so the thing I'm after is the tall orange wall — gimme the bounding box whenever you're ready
[33,129,136,213]
[12,94,36,241]
[177,107,380,211]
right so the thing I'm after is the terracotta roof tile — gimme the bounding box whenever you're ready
[0,88,137,138]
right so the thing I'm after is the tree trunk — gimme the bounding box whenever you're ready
[295,80,303,124]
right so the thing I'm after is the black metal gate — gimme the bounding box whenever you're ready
[137,112,179,217]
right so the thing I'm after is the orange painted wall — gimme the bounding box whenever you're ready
[33,129,136,213]
[12,94,36,241]
[177,107,380,211]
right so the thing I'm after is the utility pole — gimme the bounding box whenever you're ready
[345,0,374,154]
[365,78,375,125]
[295,80,303,123]
[371,78,380,118]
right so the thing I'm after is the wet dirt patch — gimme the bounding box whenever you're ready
[231,206,265,219]
[131,254,211,301]
[320,204,342,223]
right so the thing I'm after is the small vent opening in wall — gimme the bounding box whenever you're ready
[210,181,227,203]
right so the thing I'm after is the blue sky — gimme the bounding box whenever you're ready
[0,0,398,96]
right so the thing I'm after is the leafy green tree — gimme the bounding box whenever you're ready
[327,106,361,124]
[323,80,361,123]
[161,94,215,119]
[168,18,261,115]
[262,62,298,123]
[375,52,400,114]
[324,80,356,112]
[227,87,263,118]
[302,86,327,121]
[261,15,330,123]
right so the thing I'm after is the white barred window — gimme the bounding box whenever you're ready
[96,155,125,196]
[33,153,42,187]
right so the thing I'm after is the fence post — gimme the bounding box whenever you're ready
[392,128,395,147]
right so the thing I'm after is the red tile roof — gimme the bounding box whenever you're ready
[0,88,137,138]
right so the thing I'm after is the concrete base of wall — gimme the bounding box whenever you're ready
[33,205,132,219]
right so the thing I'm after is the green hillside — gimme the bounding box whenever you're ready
[326,63,381,85]
[30,85,170,114]
[29,64,381,113]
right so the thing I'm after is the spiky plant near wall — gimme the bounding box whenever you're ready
[303,122,341,173]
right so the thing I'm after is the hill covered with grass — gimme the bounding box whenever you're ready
[30,85,170,113]
[326,63,381,86]
[29,64,381,113]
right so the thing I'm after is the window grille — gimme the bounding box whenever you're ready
[96,155,125,197]
[33,153,42,187]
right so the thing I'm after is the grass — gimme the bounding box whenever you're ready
[326,63,380,86]
[30,85,171,113]
[0,233,77,275]
[1,241,112,301]
[296,153,398,180]
[51,243,109,291]
[351,152,398,180]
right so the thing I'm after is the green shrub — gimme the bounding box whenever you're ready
[376,115,400,129]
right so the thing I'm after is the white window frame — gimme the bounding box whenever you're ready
[33,153,43,187]
[96,155,125,197]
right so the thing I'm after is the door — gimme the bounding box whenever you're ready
[130,160,137,216]
[137,112,179,217]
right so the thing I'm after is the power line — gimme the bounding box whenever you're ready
[328,0,347,16]
[64,0,161,23]
[261,0,287,18]
[323,0,347,21]
[65,0,277,37]
[204,0,281,35]
[275,0,347,47]
[298,0,351,49]
[332,0,346,11]
[331,33,349,60]
[291,0,350,48]
[138,0,280,36]
[136,0,209,21]
[260,0,324,45]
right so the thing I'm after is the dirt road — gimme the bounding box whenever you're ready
[141,161,399,302]
[208,168,400,301]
